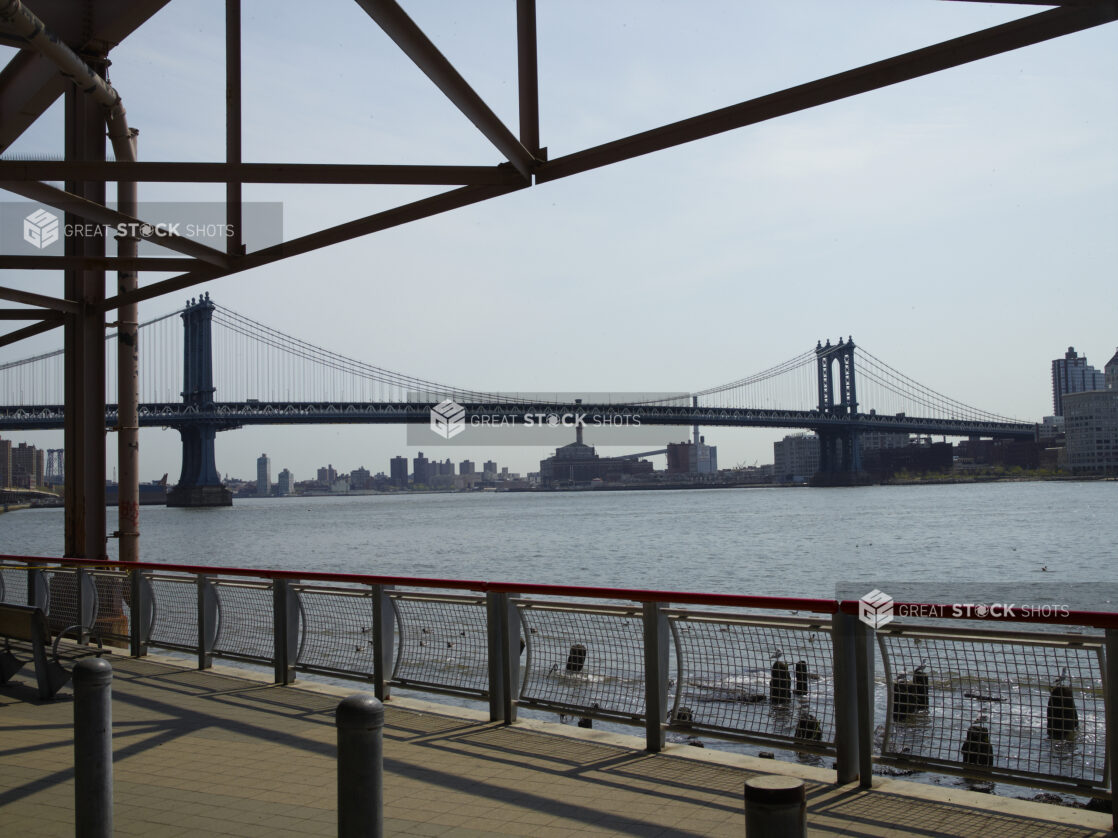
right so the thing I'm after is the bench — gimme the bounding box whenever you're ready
[0,603,102,699]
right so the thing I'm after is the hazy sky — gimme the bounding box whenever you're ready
[2,1,1116,481]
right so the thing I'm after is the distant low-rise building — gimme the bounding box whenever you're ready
[774,433,819,482]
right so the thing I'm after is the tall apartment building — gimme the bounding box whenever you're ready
[256,453,271,497]
[1107,348,1118,392]
[1064,389,1118,475]
[276,468,295,496]
[390,456,408,487]
[459,459,475,475]
[11,442,43,489]
[413,452,430,486]
[1052,347,1105,416]
[0,437,11,488]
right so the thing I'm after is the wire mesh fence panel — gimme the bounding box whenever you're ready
[669,614,836,753]
[391,594,489,696]
[42,568,86,635]
[295,585,375,678]
[518,603,647,720]
[89,570,130,643]
[878,629,1107,789]
[212,580,275,662]
[148,574,199,650]
[0,565,28,605]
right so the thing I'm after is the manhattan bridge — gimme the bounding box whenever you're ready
[0,294,1036,501]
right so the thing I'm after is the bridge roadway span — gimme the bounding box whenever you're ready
[0,400,1036,439]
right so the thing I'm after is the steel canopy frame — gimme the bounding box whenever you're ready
[0,0,1113,325]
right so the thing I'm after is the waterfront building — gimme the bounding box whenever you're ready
[256,453,271,497]
[1107,348,1118,392]
[459,459,475,475]
[316,464,337,485]
[350,466,372,490]
[539,427,654,486]
[667,438,718,475]
[1064,389,1118,475]
[1052,347,1105,416]
[390,456,408,488]
[11,442,44,489]
[0,437,10,488]
[773,433,819,482]
[483,460,498,477]
[276,468,295,496]
[413,452,430,486]
[439,458,455,476]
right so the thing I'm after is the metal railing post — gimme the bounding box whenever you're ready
[197,575,218,670]
[28,563,45,607]
[853,616,875,788]
[336,693,384,838]
[128,569,149,658]
[643,601,669,753]
[273,578,300,685]
[832,611,861,784]
[73,657,113,838]
[76,567,93,644]
[370,584,394,701]
[1106,629,1118,832]
[487,591,519,723]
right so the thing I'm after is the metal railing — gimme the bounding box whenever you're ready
[2,555,1115,822]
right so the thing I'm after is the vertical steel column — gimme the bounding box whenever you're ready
[27,563,42,607]
[73,658,113,838]
[370,585,394,701]
[63,77,107,561]
[487,591,519,723]
[273,578,300,685]
[642,601,669,753]
[1106,629,1118,832]
[225,0,243,256]
[76,567,94,644]
[197,575,218,670]
[516,0,540,156]
[831,611,865,784]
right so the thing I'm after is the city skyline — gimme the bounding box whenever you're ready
[0,2,1114,480]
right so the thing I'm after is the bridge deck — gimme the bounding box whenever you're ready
[1,650,1109,837]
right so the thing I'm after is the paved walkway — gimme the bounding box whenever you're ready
[0,650,1112,837]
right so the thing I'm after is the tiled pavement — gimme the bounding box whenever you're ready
[0,651,1113,837]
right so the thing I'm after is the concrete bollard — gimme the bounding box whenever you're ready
[336,693,385,838]
[73,657,113,838]
[744,775,806,838]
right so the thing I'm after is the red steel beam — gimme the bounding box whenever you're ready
[535,4,1118,184]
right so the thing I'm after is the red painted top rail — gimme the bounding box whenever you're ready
[0,554,837,613]
[5,554,1118,627]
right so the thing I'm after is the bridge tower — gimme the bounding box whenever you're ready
[166,295,233,507]
[814,337,865,483]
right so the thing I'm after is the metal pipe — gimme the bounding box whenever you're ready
[1,0,141,563]
[73,657,114,838]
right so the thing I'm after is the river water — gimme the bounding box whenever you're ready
[4,481,1116,603]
